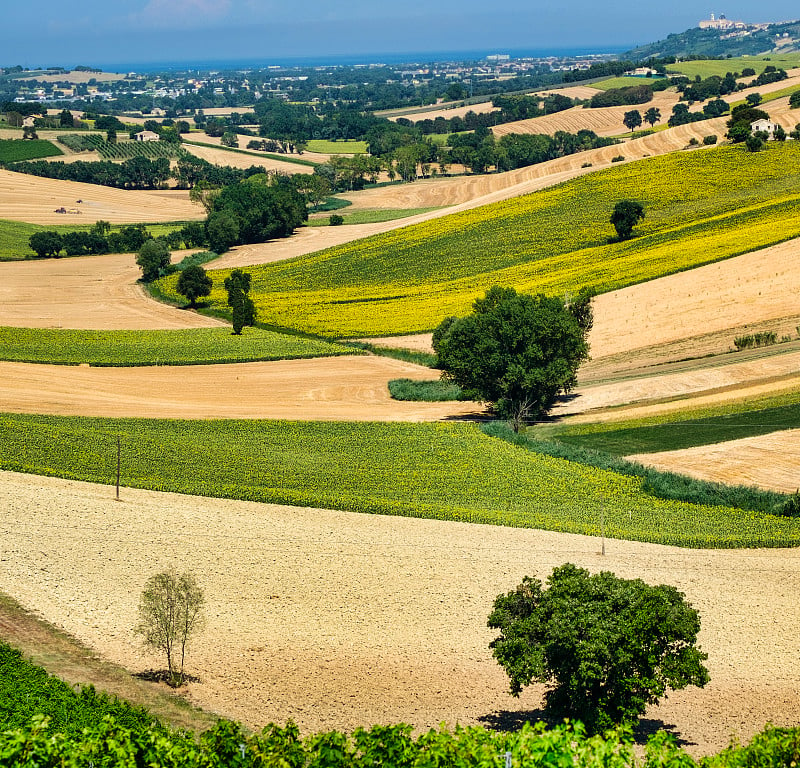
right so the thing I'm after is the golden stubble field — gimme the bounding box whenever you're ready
[1,470,799,756]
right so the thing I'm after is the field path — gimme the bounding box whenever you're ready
[0,169,202,225]
[0,357,481,421]
[1,469,798,755]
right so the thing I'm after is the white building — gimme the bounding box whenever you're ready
[134,130,160,142]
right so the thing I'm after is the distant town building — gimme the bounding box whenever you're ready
[486,54,511,62]
[699,13,747,30]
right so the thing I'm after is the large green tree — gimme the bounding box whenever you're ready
[488,564,710,733]
[610,199,645,240]
[176,264,212,307]
[433,286,592,431]
[224,269,256,335]
[622,109,642,133]
[136,239,170,282]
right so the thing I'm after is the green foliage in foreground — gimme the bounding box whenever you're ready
[2,414,800,547]
[0,327,355,366]
[489,565,709,733]
[388,378,466,401]
[0,641,159,738]
[0,139,62,163]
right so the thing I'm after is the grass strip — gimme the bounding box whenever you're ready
[1,413,799,548]
[388,378,466,401]
[0,326,357,366]
[306,208,440,226]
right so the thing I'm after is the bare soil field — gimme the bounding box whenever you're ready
[0,252,222,329]
[0,357,481,422]
[0,169,202,225]
[1,470,798,756]
[627,430,800,493]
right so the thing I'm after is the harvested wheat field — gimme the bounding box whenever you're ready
[627,429,800,493]
[0,357,481,421]
[0,253,222,329]
[386,101,500,122]
[0,169,202,225]
[184,133,333,164]
[183,142,314,175]
[1,469,798,756]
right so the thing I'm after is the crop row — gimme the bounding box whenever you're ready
[156,143,800,337]
[0,138,63,163]
[1,413,799,548]
[0,327,356,366]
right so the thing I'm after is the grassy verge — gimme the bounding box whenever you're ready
[388,378,466,401]
[155,141,800,338]
[0,326,358,366]
[306,208,440,226]
[538,393,800,456]
[1,413,799,548]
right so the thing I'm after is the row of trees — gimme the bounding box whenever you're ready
[9,156,171,189]
[29,223,160,258]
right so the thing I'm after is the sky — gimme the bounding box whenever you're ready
[2,1,799,69]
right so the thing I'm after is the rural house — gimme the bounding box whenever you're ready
[750,118,777,136]
[134,130,160,142]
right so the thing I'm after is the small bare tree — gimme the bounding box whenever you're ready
[134,570,205,686]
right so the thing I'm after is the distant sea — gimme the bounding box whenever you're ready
[97,46,632,73]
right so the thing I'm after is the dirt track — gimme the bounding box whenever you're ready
[1,469,798,755]
[0,169,202,225]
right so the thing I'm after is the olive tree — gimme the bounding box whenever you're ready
[433,286,592,431]
[488,564,710,733]
[134,570,205,687]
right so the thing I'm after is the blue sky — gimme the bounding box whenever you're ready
[2,1,799,68]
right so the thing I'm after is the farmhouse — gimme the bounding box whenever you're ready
[751,118,777,136]
[134,130,160,142]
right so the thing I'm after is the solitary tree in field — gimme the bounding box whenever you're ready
[433,286,592,431]
[224,269,256,335]
[610,199,645,240]
[176,264,213,307]
[644,106,661,128]
[134,570,205,687]
[488,564,709,733]
[623,109,642,133]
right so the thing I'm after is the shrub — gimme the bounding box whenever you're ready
[688,137,699,146]
[611,155,625,162]
[388,378,466,401]
[734,331,777,350]
[703,134,718,145]
[329,213,344,226]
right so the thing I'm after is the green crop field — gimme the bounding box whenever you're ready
[0,326,355,366]
[306,208,440,226]
[157,142,800,338]
[539,388,800,456]
[593,77,669,90]
[0,139,63,163]
[1,413,798,548]
[0,219,196,261]
[306,139,368,154]
[666,54,800,79]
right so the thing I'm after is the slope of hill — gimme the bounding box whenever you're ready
[626,20,800,59]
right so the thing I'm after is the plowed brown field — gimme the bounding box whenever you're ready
[1,470,798,756]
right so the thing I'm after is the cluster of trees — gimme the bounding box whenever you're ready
[678,66,787,102]
[667,98,730,127]
[588,84,654,108]
[9,156,171,189]
[621,106,662,132]
[29,223,166,259]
